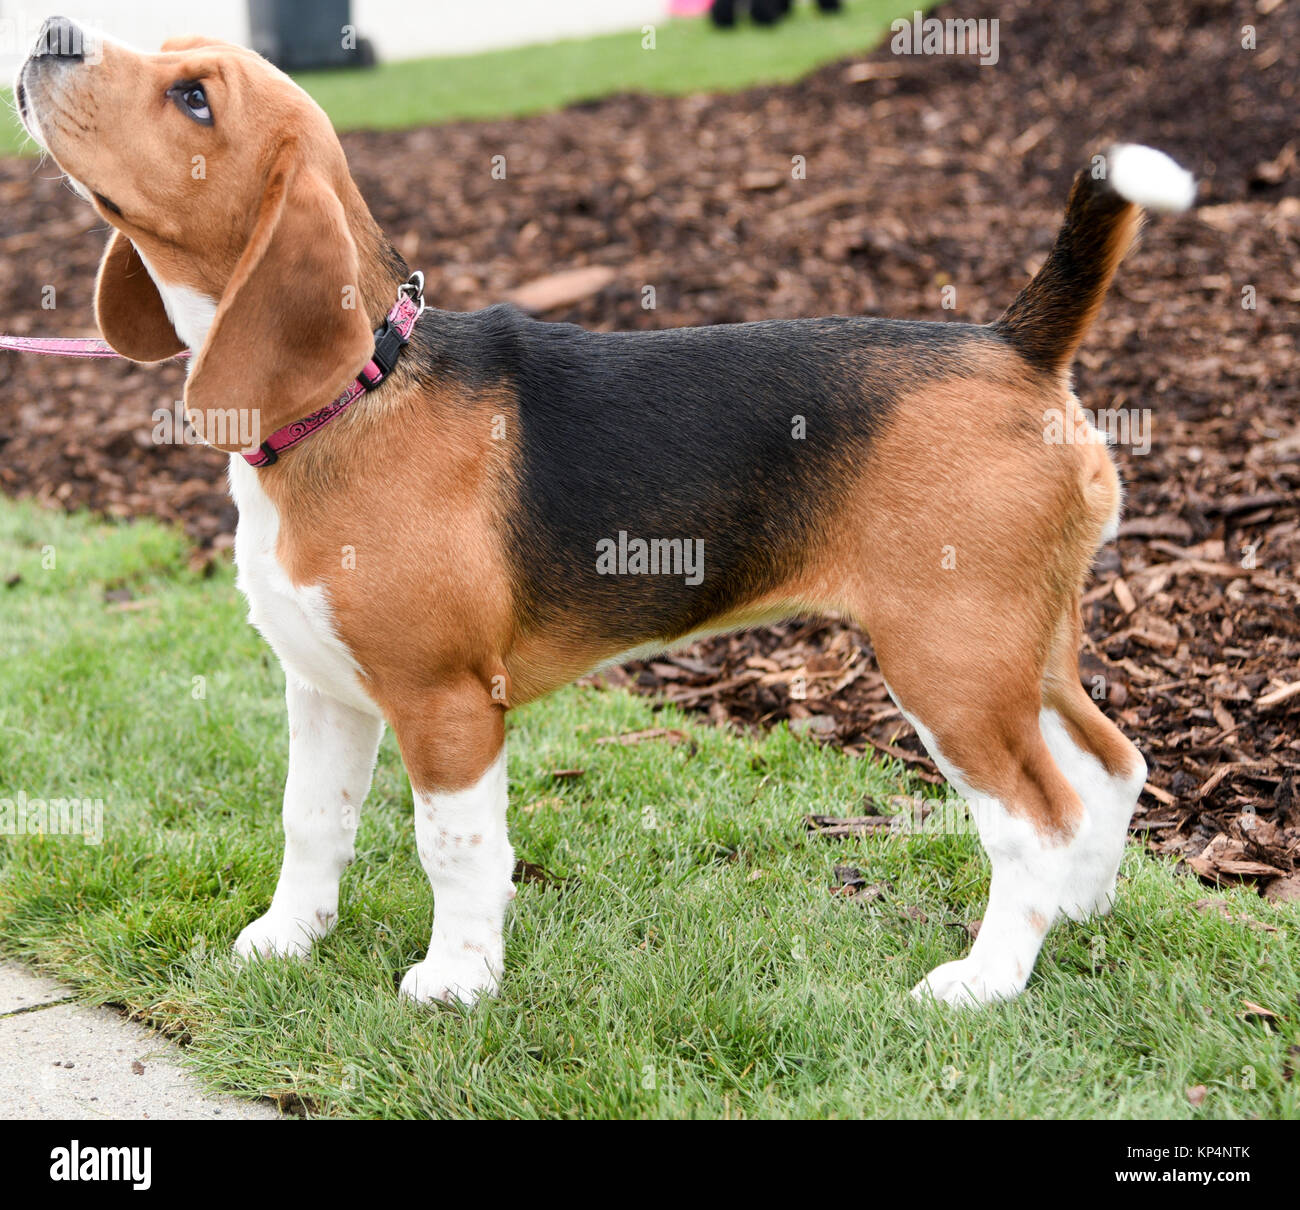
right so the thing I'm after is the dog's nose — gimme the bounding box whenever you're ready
[33,15,85,61]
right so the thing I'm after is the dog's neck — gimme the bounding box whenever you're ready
[346,196,413,335]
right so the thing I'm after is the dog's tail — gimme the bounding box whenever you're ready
[993,144,1195,375]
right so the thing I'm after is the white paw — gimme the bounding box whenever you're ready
[911,958,1025,1007]
[233,908,333,961]
[400,946,500,1007]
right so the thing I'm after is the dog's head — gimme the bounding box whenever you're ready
[16,16,387,451]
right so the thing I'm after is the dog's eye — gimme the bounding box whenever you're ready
[167,81,212,126]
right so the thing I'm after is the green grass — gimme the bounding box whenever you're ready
[0,2,913,157]
[0,498,1297,1119]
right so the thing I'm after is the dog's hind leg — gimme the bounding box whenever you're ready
[235,679,384,960]
[879,655,1085,1007]
[869,600,1145,1006]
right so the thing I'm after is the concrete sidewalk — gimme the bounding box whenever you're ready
[0,963,279,1120]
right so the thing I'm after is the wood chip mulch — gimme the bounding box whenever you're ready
[0,0,1295,894]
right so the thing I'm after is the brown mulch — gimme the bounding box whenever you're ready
[0,0,1295,890]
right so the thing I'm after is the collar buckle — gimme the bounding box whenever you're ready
[367,315,409,384]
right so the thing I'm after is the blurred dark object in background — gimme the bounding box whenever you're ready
[711,0,842,28]
[249,0,375,70]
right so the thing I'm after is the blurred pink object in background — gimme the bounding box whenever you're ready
[668,0,713,14]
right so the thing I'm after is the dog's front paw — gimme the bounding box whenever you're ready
[911,958,1025,1008]
[233,907,334,961]
[399,944,500,1007]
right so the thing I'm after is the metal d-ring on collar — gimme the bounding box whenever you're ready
[399,270,426,320]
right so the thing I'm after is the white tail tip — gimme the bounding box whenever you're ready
[1108,144,1196,213]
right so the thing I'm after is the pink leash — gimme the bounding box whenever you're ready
[0,272,425,467]
[0,334,187,358]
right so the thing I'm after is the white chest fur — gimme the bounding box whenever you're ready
[227,458,381,717]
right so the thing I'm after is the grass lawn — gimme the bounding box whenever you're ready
[0,498,1296,1119]
[0,1,916,157]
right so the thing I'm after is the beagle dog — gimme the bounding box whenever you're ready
[16,18,1194,1008]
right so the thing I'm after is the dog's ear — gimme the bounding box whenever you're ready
[94,231,185,363]
[184,142,373,453]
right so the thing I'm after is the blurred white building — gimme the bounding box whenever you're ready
[0,0,673,76]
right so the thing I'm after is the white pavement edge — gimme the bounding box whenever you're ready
[0,962,281,1120]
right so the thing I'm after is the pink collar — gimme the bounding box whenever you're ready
[0,272,426,469]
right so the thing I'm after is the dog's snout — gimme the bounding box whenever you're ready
[33,15,85,61]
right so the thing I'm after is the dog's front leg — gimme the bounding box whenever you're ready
[391,685,514,1006]
[234,678,383,960]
